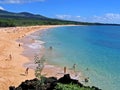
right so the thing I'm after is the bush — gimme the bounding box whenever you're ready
[54,83,94,90]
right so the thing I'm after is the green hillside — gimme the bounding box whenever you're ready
[0,10,119,27]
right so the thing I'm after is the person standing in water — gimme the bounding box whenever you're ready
[73,64,76,72]
[49,46,53,50]
[64,66,67,74]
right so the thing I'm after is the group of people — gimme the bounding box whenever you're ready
[63,64,89,83]
[23,45,89,83]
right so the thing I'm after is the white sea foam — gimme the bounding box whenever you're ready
[26,39,45,49]
[35,40,45,44]
[29,35,39,39]
[28,43,42,49]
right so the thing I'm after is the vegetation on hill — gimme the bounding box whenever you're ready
[0,10,119,27]
[0,18,87,27]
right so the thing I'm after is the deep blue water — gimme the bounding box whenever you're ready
[39,26,120,90]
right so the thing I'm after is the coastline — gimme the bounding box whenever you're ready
[0,25,59,90]
[0,25,83,90]
[19,25,84,79]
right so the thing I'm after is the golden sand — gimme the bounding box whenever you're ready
[0,25,59,90]
[0,25,83,90]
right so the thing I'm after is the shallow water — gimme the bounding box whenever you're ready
[39,26,120,90]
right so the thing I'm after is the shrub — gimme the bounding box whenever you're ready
[54,83,94,90]
[34,55,46,87]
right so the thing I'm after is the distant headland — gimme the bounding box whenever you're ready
[0,9,120,27]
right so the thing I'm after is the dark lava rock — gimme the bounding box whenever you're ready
[16,78,38,90]
[9,74,101,90]
[44,77,57,90]
[58,74,83,87]
[9,86,15,90]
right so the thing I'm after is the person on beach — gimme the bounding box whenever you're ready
[64,66,67,74]
[19,43,21,47]
[9,54,12,60]
[25,67,29,75]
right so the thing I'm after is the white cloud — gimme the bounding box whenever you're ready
[105,13,120,19]
[0,0,45,4]
[56,13,120,24]
[56,15,72,20]
[0,6,5,10]
[56,14,86,21]
[91,13,120,23]
[76,16,81,18]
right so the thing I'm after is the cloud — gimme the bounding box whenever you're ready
[56,13,120,24]
[56,15,83,20]
[56,14,86,21]
[56,15,72,20]
[0,0,45,4]
[0,6,5,10]
[91,13,120,23]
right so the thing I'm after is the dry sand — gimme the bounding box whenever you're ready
[0,25,59,90]
[0,25,83,90]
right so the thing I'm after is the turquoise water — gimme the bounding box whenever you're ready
[39,26,120,90]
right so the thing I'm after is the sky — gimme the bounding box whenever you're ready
[0,0,120,24]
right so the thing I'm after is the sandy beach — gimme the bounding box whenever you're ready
[0,25,83,90]
[0,25,59,90]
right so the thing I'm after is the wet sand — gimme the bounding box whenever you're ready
[0,25,59,90]
[0,25,83,90]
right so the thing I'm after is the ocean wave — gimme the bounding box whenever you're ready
[27,40,44,49]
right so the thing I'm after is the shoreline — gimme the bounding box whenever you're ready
[20,25,84,78]
[20,26,85,81]
[0,25,84,90]
[0,25,60,90]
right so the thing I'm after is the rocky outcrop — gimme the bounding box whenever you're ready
[58,74,83,87]
[9,74,101,90]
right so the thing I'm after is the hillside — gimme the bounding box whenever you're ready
[0,10,119,27]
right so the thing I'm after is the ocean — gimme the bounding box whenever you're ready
[38,26,120,90]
